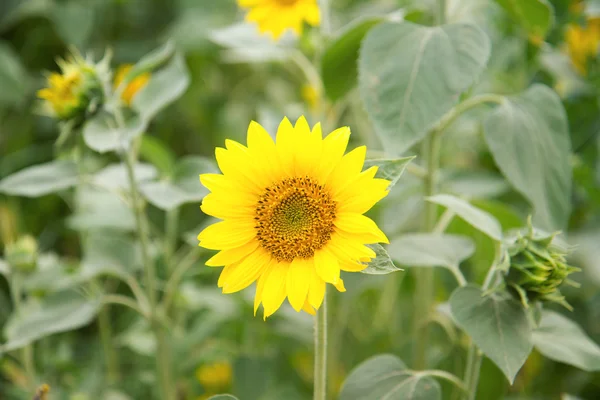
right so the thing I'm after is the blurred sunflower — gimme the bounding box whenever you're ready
[237,0,320,39]
[113,64,150,106]
[198,116,389,318]
[565,17,600,75]
[37,55,102,120]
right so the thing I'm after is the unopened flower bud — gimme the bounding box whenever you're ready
[5,235,38,273]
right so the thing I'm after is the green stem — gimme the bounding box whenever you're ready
[118,112,173,400]
[98,306,118,384]
[165,208,179,274]
[437,0,446,25]
[314,291,328,400]
[467,352,483,400]
[10,276,36,391]
[318,0,332,37]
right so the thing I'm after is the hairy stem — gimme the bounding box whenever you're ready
[98,306,119,384]
[314,291,328,400]
[10,276,36,391]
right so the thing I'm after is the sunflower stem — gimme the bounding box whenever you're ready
[10,275,36,392]
[314,290,328,400]
[319,0,332,37]
[117,109,174,400]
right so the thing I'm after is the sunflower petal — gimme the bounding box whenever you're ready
[287,257,312,312]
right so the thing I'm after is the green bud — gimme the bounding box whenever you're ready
[504,217,579,310]
[5,235,38,273]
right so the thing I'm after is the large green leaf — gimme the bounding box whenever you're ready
[140,156,216,210]
[67,186,136,231]
[388,233,474,269]
[363,156,415,189]
[321,17,382,101]
[427,194,503,241]
[209,23,290,63]
[0,41,28,107]
[83,111,146,153]
[339,354,440,400]
[483,85,571,231]
[92,163,157,190]
[450,286,533,383]
[132,52,190,120]
[1,291,101,353]
[359,21,490,155]
[0,160,78,197]
[80,231,142,279]
[532,310,600,371]
[495,0,554,39]
[362,244,402,275]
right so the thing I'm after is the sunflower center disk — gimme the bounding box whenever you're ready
[255,177,337,262]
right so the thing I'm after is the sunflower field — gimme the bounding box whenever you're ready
[1,0,600,399]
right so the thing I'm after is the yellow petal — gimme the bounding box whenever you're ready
[308,268,325,309]
[254,265,270,316]
[222,248,272,293]
[287,257,312,312]
[201,194,255,219]
[313,248,340,284]
[206,240,260,267]
[316,127,350,184]
[334,213,389,244]
[198,220,256,250]
[334,278,346,292]
[325,146,367,196]
[338,178,390,214]
[262,262,289,318]
[302,300,316,315]
[275,117,296,176]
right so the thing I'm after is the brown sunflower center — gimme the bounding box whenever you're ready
[255,176,336,262]
[274,0,299,6]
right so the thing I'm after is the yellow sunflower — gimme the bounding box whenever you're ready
[565,18,600,75]
[114,64,151,106]
[198,117,390,318]
[238,0,320,39]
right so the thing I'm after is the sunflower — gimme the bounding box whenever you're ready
[565,18,600,75]
[238,0,320,39]
[198,117,390,318]
[114,64,151,106]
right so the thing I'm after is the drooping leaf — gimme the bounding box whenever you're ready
[120,42,175,88]
[132,52,190,120]
[532,310,600,371]
[388,233,475,269]
[207,396,239,400]
[1,291,101,353]
[450,285,533,383]
[321,17,382,101]
[427,194,503,241]
[483,84,571,231]
[0,41,28,107]
[494,0,554,40]
[80,231,143,280]
[83,111,146,153]
[140,156,217,210]
[361,244,402,275]
[339,354,441,400]
[67,186,136,231]
[0,160,78,197]
[139,135,177,175]
[92,163,157,191]
[209,23,290,63]
[363,156,415,189]
[359,21,490,155]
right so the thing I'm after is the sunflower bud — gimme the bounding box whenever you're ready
[503,218,579,310]
[5,235,38,273]
[37,52,103,121]
[195,361,232,391]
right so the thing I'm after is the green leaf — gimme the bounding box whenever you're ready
[0,41,28,107]
[139,135,177,175]
[1,291,101,353]
[494,0,554,39]
[483,84,571,231]
[363,156,415,189]
[427,194,503,241]
[450,285,533,383]
[120,42,176,87]
[207,396,239,400]
[532,310,600,371]
[22,254,79,293]
[321,17,382,101]
[67,186,136,231]
[132,52,190,120]
[0,258,10,276]
[140,156,217,210]
[361,244,402,275]
[359,21,490,155]
[50,2,94,47]
[92,163,157,191]
[209,23,290,63]
[80,231,142,279]
[388,233,475,269]
[339,354,441,400]
[0,160,78,197]
[83,111,146,153]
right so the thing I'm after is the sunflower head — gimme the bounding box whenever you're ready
[4,235,38,274]
[114,64,151,106]
[503,218,580,310]
[237,0,321,39]
[198,116,390,318]
[565,17,600,75]
[195,361,233,390]
[37,54,103,121]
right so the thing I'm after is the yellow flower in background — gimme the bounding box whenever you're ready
[37,55,101,120]
[195,361,233,390]
[238,0,320,39]
[33,384,50,400]
[198,116,390,318]
[301,84,320,111]
[565,18,600,75]
[114,64,150,106]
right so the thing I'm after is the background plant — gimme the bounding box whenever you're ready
[1,0,600,399]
